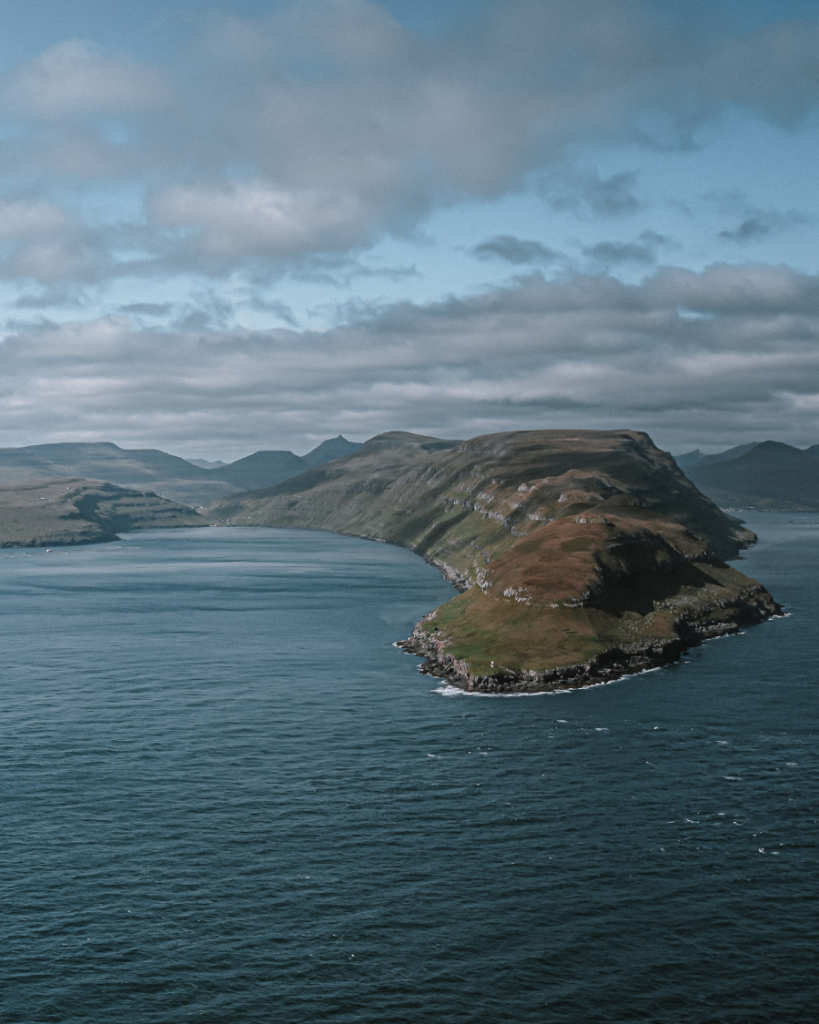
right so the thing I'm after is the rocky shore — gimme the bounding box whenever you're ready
[398,577,781,693]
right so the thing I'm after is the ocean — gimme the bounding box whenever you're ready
[2,515,817,1023]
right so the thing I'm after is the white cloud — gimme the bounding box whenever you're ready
[0,199,69,239]
[155,182,369,257]
[0,40,165,118]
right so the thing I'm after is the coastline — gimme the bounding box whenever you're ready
[397,579,781,694]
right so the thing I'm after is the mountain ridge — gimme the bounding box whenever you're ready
[676,440,819,509]
[0,436,363,506]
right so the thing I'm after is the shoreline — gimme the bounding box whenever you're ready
[397,582,781,694]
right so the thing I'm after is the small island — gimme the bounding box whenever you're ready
[211,429,782,693]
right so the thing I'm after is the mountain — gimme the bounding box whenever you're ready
[675,443,759,470]
[0,442,232,507]
[674,449,705,469]
[186,458,227,469]
[0,436,362,506]
[203,437,362,491]
[209,429,779,693]
[215,450,309,492]
[301,435,363,467]
[679,440,819,509]
[0,478,203,547]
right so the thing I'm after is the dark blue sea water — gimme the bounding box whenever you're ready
[2,517,817,1023]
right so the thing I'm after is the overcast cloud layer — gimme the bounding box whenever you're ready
[4,262,819,457]
[3,0,819,455]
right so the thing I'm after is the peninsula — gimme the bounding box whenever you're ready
[0,478,203,547]
[210,429,781,693]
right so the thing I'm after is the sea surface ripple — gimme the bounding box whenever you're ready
[2,517,817,1023]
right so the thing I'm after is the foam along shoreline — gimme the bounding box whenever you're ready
[430,664,667,698]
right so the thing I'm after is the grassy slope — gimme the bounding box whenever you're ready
[210,429,779,690]
[0,478,203,547]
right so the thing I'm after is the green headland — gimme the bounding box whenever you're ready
[211,429,781,692]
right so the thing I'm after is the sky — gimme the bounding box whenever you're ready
[3,1,819,458]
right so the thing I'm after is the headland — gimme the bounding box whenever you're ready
[210,429,781,692]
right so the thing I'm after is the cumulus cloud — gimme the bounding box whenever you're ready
[154,183,370,258]
[0,199,70,239]
[4,262,819,455]
[0,40,165,118]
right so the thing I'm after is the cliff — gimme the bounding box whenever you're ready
[210,429,781,692]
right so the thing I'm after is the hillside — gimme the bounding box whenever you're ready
[216,450,309,492]
[0,436,363,506]
[210,429,779,692]
[301,435,363,467]
[0,442,233,507]
[0,478,203,547]
[679,441,819,510]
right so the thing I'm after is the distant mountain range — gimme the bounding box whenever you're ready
[0,478,202,547]
[676,441,819,510]
[0,435,362,506]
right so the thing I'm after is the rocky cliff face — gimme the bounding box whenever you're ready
[210,429,780,691]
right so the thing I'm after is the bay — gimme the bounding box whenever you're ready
[2,517,817,1023]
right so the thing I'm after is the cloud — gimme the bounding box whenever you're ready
[14,286,87,309]
[545,170,641,217]
[583,230,672,265]
[0,40,165,118]
[118,302,173,317]
[472,235,561,265]
[244,296,298,326]
[1,1,819,278]
[0,199,70,239]
[5,261,819,455]
[154,183,370,258]
[0,199,128,285]
[718,210,808,242]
